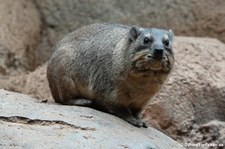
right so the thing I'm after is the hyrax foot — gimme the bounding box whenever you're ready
[130,108,148,128]
[108,106,148,128]
[142,121,148,128]
[64,98,92,107]
[126,118,148,128]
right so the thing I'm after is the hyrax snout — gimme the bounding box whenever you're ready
[47,23,174,128]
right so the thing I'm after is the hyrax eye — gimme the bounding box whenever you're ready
[163,39,170,46]
[143,37,151,45]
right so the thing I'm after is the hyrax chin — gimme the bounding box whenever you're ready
[47,23,174,128]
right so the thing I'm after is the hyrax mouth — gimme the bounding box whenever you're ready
[144,54,168,71]
[149,61,163,70]
[131,50,173,73]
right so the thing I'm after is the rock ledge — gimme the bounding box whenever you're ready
[0,89,184,149]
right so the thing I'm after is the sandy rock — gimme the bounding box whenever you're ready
[23,64,52,100]
[0,0,41,74]
[0,89,185,149]
[0,43,9,75]
[143,37,225,148]
[186,120,225,148]
[0,64,52,100]
[32,0,225,64]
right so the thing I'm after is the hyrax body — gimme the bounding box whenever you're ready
[47,23,174,128]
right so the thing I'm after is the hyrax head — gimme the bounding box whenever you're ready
[128,26,174,73]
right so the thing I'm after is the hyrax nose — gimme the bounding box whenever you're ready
[154,48,164,59]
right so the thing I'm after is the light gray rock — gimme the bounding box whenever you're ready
[0,89,185,149]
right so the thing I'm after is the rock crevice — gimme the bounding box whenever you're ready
[0,116,96,131]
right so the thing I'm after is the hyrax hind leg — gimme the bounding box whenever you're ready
[107,106,147,128]
[59,87,93,107]
[57,76,93,107]
[63,98,93,107]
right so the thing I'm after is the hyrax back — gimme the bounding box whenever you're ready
[47,23,174,128]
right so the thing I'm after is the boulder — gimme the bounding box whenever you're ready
[0,0,41,74]
[0,89,184,149]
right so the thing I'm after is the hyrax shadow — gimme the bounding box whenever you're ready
[47,23,174,128]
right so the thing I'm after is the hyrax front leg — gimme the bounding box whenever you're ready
[130,108,148,128]
[108,106,147,128]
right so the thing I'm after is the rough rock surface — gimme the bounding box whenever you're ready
[32,0,225,64]
[0,0,41,74]
[0,89,184,149]
[143,37,225,149]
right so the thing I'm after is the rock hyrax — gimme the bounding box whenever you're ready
[47,23,174,128]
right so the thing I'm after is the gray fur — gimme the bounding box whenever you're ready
[47,23,174,128]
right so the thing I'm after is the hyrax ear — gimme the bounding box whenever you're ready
[129,26,141,42]
[168,29,174,42]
